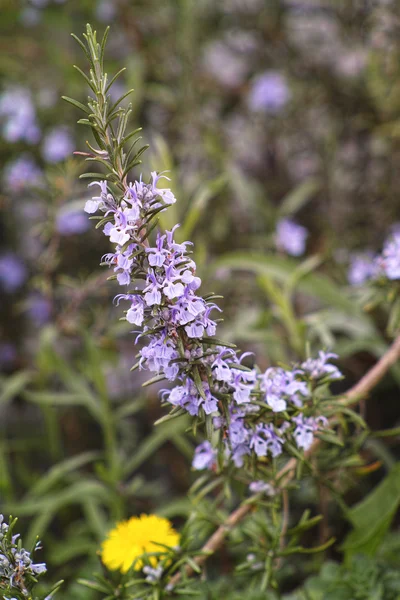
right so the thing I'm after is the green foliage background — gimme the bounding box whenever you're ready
[1,1,400,597]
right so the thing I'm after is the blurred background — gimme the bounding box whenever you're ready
[1,0,400,597]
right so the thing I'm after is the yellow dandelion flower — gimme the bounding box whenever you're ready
[100,514,180,573]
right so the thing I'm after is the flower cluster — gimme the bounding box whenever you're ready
[0,87,40,144]
[192,354,339,470]
[377,231,400,281]
[86,174,218,387]
[348,252,379,286]
[84,173,341,470]
[348,228,400,285]
[0,515,46,596]
[42,126,74,163]
[4,155,42,192]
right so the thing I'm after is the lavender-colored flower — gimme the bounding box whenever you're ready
[42,127,74,163]
[143,565,163,583]
[192,441,217,470]
[125,296,145,326]
[249,481,275,495]
[0,515,46,595]
[300,351,342,381]
[0,343,17,369]
[56,206,90,236]
[81,169,340,468]
[0,87,40,144]
[0,253,27,293]
[348,252,378,285]
[4,155,42,192]
[250,423,284,458]
[293,414,328,451]
[247,71,290,114]
[260,367,309,411]
[276,218,308,257]
[26,293,52,325]
[378,232,400,280]
[95,0,117,23]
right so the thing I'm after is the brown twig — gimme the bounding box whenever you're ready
[169,333,400,587]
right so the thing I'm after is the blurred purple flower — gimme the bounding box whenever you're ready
[378,232,400,280]
[4,156,42,192]
[247,72,290,114]
[56,206,90,236]
[0,343,17,369]
[26,293,52,325]
[96,0,117,22]
[249,481,275,495]
[192,441,217,470]
[276,218,308,256]
[42,127,74,163]
[0,87,40,144]
[0,253,27,293]
[348,252,378,286]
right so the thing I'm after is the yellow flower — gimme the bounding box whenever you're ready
[100,514,180,573]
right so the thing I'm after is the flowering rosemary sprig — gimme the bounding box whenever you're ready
[0,514,62,600]
[65,24,342,474]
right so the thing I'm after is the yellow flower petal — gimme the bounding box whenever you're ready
[101,514,180,573]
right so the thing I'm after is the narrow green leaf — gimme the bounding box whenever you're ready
[62,95,91,114]
[0,371,32,405]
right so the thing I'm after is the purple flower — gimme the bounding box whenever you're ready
[0,253,27,293]
[200,384,219,415]
[247,71,290,114]
[249,481,275,496]
[185,321,205,339]
[95,0,117,22]
[140,334,180,382]
[250,423,284,458]
[293,414,328,451]
[82,170,340,469]
[56,206,90,236]
[260,367,309,411]
[26,293,52,325]
[212,348,235,382]
[192,441,217,470]
[144,271,162,305]
[348,252,378,285]
[276,218,308,257]
[0,343,17,369]
[378,233,400,280]
[0,87,40,144]
[146,233,167,267]
[126,297,145,326]
[4,156,42,192]
[163,380,200,414]
[84,180,109,214]
[42,127,74,163]
[300,351,342,381]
